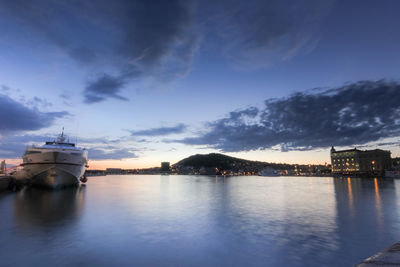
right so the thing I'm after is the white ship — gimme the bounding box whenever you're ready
[22,131,88,189]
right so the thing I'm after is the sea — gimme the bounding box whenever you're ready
[0,175,399,266]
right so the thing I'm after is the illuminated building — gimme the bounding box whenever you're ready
[330,146,391,176]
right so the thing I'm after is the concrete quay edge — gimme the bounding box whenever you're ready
[356,242,400,266]
[0,176,27,192]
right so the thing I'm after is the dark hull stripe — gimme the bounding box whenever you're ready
[21,162,83,166]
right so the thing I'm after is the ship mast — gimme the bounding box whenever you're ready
[57,127,66,143]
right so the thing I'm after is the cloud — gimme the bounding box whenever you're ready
[1,85,11,93]
[59,91,73,106]
[130,124,187,137]
[88,148,138,160]
[0,134,139,160]
[172,80,400,152]
[26,96,53,109]
[201,0,334,69]
[84,74,128,103]
[0,93,68,135]
[0,134,51,158]
[0,0,198,103]
[0,0,334,103]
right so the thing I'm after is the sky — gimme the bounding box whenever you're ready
[1,0,400,169]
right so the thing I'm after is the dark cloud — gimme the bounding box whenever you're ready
[84,74,128,103]
[0,94,68,134]
[0,0,334,103]
[130,124,186,137]
[0,134,45,158]
[172,80,400,152]
[0,0,197,103]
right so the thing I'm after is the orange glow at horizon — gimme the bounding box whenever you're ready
[87,159,157,170]
[0,158,158,170]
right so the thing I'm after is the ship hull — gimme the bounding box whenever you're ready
[23,150,87,189]
[28,164,83,189]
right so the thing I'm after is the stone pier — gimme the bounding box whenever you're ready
[356,242,400,266]
[0,176,28,192]
[0,176,12,192]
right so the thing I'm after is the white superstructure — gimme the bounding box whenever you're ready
[22,131,88,188]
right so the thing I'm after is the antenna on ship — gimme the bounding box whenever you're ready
[57,127,66,143]
[75,118,80,146]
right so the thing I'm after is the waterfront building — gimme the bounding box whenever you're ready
[85,169,106,176]
[392,157,400,168]
[330,146,391,176]
[106,168,123,175]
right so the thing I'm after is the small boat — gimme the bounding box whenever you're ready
[21,130,88,189]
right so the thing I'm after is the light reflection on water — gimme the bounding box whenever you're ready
[0,175,399,266]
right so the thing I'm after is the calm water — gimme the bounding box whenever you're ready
[1,175,400,266]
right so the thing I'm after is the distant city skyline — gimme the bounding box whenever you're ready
[1,0,400,169]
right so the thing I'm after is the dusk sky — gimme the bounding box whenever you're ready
[1,0,400,169]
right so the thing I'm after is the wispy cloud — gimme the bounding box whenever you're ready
[88,148,138,160]
[0,134,139,160]
[0,0,198,103]
[170,80,400,152]
[129,124,187,137]
[201,0,334,69]
[1,0,334,103]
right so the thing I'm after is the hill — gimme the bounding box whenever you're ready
[173,153,294,174]
[174,153,255,169]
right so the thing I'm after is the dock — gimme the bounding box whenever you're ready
[0,176,12,191]
[0,175,28,192]
[356,242,400,266]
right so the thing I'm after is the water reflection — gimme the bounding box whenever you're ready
[14,186,85,229]
[1,176,400,266]
[333,177,397,265]
[214,176,339,265]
